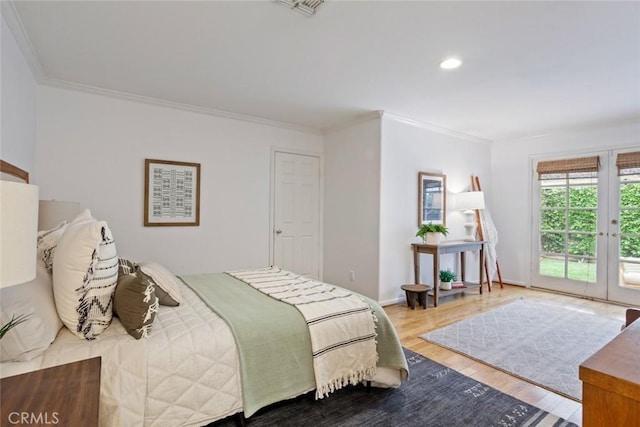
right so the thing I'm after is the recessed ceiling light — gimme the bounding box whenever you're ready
[440,58,462,70]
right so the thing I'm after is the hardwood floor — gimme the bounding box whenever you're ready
[383,283,628,426]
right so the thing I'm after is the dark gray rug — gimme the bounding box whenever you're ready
[209,348,576,426]
[421,298,622,401]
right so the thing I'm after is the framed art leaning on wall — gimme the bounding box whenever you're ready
[418,172,446,226]
[144,159,201,226]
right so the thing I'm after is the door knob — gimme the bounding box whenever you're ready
[275,229,282,234]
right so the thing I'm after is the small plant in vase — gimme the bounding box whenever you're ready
[439,269,457,290]
[416,223,449,245]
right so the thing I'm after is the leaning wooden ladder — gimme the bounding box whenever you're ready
[471,175,504,290]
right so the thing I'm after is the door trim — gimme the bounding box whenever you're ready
[269,147,324,280]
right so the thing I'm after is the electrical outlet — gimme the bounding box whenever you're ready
[349,270,355,281]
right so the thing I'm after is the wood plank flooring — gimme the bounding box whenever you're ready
[383,284,628,426]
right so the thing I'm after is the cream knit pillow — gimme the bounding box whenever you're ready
[53,210,118,340]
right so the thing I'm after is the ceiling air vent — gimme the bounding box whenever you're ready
[279,0,324,16]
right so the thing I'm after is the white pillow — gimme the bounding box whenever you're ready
[53,209,118,340]
[36,221,69,273]
[138,261,183,306]
[1,264,63,361]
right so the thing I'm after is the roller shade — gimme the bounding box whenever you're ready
[616,151,640,176]
[536,156,600,179]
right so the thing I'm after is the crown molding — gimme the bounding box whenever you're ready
[493,115,640,144]
[2,0,45,81]
[41,77,324,135]
[4,1,323,136]
[380,111,492,144]
[323,111,383,134]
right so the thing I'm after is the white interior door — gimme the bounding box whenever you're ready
[532,149,640,305]
[272,151,321,279]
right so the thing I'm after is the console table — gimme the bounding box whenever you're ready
[1,357,101,427]
[411,240,486,307]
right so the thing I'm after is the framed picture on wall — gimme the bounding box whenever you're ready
[418,172,446,226]
[144,159,201,226]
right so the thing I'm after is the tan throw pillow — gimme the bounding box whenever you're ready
[114,274,159,339]
[138,262,182,306]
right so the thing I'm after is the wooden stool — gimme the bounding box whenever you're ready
[401,284,431,309]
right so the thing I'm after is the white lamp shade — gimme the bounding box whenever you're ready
[38,200,81,231]
[456,191,485,210]
[0,181,39,287]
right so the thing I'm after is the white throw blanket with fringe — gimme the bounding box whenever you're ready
[226,267,378,399]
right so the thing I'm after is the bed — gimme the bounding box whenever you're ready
[0,161,408,426]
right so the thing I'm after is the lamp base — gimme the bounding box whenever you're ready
[463,210,476,242]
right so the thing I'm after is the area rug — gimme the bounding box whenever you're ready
[210,348,575,426]
[421,298,622,401]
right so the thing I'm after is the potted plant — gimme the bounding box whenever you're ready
[439,269,457,290]
[416,223,449,245]
[0,313,30,339]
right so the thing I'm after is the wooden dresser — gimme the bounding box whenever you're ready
[579,320,640,427]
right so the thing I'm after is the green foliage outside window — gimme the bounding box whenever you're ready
[620,181,640,258]
[540,183,640,258]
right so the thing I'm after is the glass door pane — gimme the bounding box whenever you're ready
[608,160,640,305]
[620,170,640,278]
[538,173,598,283]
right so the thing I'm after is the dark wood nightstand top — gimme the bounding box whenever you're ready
[1,357,101,427]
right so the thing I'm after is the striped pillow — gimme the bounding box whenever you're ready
[36,221,69,273]
[53,210,119,340]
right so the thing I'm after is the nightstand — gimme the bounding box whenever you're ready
[1,357,101,427]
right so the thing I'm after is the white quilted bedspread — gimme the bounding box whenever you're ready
[36,283,242,426]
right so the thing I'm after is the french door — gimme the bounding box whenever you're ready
[531,149,640,305]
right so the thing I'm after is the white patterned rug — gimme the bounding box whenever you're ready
[420,298,622,401]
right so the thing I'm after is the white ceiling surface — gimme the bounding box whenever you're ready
[10,1,640,141]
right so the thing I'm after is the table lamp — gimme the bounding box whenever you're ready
[0,181,39,287]
[456,191,485,242]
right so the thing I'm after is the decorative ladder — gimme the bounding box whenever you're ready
[471,175,504,290]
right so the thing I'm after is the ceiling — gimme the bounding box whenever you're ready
[7,0,640,141]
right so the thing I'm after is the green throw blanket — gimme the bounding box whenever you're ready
[180,273,408,417]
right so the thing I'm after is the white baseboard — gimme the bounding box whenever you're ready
[379,297,405,307]
[501,280,527,287]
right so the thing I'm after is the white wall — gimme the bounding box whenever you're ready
[323,118,381,299]
[1,15,37,173]
[379,115,492,304]
[35,86,323,275]
[491,121,640,285]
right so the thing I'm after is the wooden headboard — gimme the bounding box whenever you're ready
[0,160,29,183]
